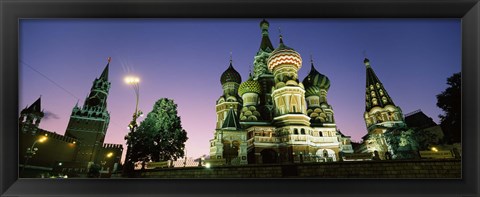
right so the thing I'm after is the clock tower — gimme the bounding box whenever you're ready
[65,58,111,164]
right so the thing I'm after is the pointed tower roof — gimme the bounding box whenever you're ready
[27,96,42,113]
[21,96,44,117]
[99,57,110,81]
[259,19,274,52]
[364,58,396,112]
[221,108,241,130]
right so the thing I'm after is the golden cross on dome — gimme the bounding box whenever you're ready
[107,57,112,63]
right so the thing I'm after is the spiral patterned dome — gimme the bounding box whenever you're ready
[303,63,330,97]
[267,36,302,71]
[220,61,242,85]
[238,75,261,96]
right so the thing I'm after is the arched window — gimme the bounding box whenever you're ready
[291,96,298,113]
[294,129,298,135]
[301,129,305,135]
[278,97,285,114]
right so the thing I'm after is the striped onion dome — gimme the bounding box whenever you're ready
[303,62,330,97]
[238,74,262,96]
[267,36,302,71]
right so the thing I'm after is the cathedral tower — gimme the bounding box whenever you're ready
[238,74,262,122]
[361,58,410,159]
[363,58,405,129]
[216,58,242,129]
[65,58,111,163]
[302,59,335,126]
[253,19,275,122]
[267,35,310,126]
[19,96,44,134]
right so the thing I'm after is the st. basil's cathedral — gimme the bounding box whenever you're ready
[209,19,417,165]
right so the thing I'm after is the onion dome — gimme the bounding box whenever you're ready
[267,35,302,71]
[220,59,242,85]
[303,60,330,97]
[238,74,262,96]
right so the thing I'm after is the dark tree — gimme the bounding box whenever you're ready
[436,72,461,143]
[132,98,188,163]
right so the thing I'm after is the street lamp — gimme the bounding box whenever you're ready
[21,135,48,177]
[123,76,142,177]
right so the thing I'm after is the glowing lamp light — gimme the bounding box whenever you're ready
[38,136,48,143]
[124,76,140,84]
[431,147,439,152]
[107,152,114,158]
[205,163,211,168]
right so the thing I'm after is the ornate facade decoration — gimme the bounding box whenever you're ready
[209,20,354,165]
[359,58,418,159]
[65,59,112,163]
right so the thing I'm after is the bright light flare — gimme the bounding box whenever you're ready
[107,152,114,158]
[431,147,438,152]
[124,76,140,84]
[38,136,48,143]
[205,163,211,168]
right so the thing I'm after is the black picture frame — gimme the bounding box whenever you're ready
[1,0,478,196]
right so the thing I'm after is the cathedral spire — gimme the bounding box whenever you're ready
[27,96,42,113]
[364,58,395,112]
[99,57,110,81]
[279,27,284,45]
[259,19,274,51]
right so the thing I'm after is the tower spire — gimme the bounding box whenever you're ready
[258,19,274,51]
[310,54,314,67]
[364,58,395,112]
[278,27,284,44]
[100,57,110,81]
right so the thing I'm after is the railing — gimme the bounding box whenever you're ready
[254,136,280,143]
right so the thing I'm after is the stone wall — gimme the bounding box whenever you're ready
[138,159,461,178]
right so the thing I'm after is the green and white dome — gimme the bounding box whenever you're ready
[238,75,261,96]
[303,62,330,97]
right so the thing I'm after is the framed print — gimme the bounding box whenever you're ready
[1,0,479,196]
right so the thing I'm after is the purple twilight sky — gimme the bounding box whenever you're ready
[19,19,461,162]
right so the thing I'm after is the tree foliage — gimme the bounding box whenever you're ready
[436,72,461,143]
[129,98,188,163]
